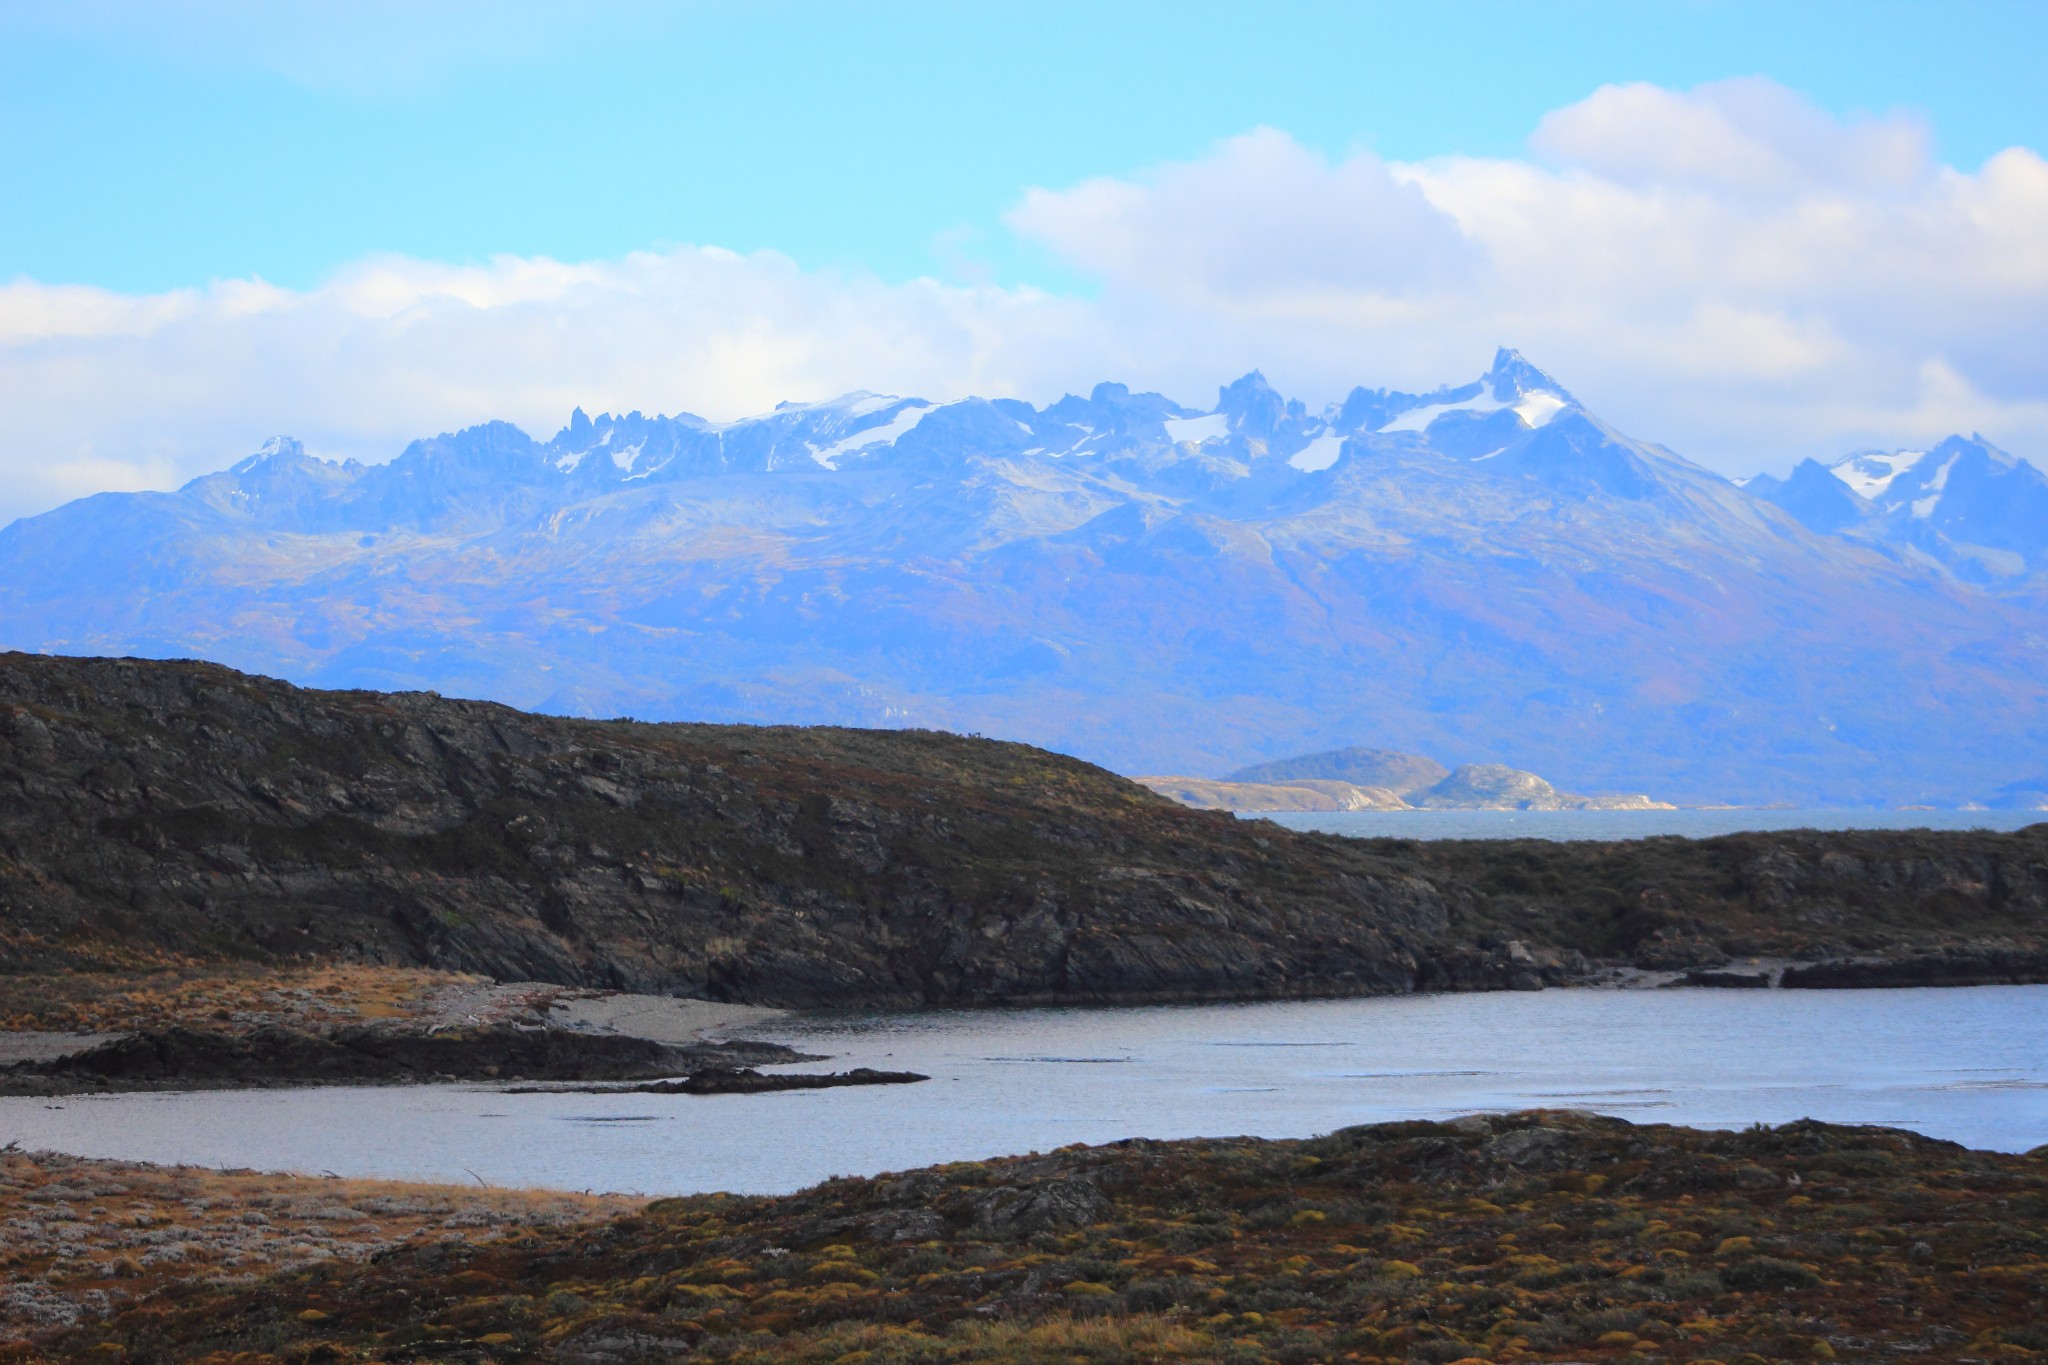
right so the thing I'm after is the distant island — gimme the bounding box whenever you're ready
[1139,744,1674,812]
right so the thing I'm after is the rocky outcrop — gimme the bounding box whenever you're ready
[1780,948,2048,989]
[630,1066,928,1095]
[0,1024,806,1094]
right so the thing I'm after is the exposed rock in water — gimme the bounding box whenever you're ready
[1780,949,2048,989]
[626,1066,928,1095]
[0,1024,809,1094]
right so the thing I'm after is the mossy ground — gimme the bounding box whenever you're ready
[6,1112,2045,1363]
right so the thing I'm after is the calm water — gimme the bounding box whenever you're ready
[3,987,2043,1194]
[1259,808,2046,840]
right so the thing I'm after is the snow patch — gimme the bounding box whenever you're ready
[1511,391,1568,427]
[1287,432,1345,472]
[1381,380,1570,434]
[1164,413,1229,445]
[1379,394,1504,432]
[609,440,646,473]
[807,402,932,469]
[1831,448,1927,499]
[1910,455,1958,518]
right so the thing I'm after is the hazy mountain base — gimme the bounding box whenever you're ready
[4,656,2048,1038]
[9,1112,2046,1363]
[5,354,2047,805]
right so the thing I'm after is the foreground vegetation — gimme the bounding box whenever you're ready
[6,1111,2045,1363]
[0,1149,634,1350]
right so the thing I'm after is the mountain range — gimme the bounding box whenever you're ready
[2,349,2045,806]
[1747,435,2048,585]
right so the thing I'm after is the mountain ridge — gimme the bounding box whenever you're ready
[3,349,2044,805]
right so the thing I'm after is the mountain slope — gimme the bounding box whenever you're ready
[2,351,2044,803]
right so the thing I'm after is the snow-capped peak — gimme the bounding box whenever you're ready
[231,436,306,474]
[1374,347,1576,435]
[1484,347,1575,404]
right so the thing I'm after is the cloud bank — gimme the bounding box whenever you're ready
[3,77,2045,523]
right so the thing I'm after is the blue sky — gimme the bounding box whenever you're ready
[5,0,2044,293]
[3,0,2047,520]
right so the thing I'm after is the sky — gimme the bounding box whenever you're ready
[3,0,2046,521]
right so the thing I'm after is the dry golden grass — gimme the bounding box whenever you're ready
[0,957,483,1035]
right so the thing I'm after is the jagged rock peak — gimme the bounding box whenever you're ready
[1486,347,1574,402]
[231,436,307,472]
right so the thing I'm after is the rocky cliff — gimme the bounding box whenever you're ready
[3,654,2045,1007]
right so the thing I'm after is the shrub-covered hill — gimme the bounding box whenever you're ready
[2,652,2046,1008]
[15,1112,2048,1363]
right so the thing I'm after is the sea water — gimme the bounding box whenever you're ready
[1256,808,2044,840]
[3,986,2043,1194]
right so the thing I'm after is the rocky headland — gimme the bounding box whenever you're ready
[3,653,2048,1091]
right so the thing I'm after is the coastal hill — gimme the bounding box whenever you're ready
[4,352,2048,807]
[3,654,2046,1015]
[14,1111,2048,1362]
[1140,745,1673,813]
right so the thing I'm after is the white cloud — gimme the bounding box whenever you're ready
[1528,77,1934,196]
[0,250,1100,522]
[1009,128,1480,304]
[1004,78,2048,474]
[3,77,2046,525]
